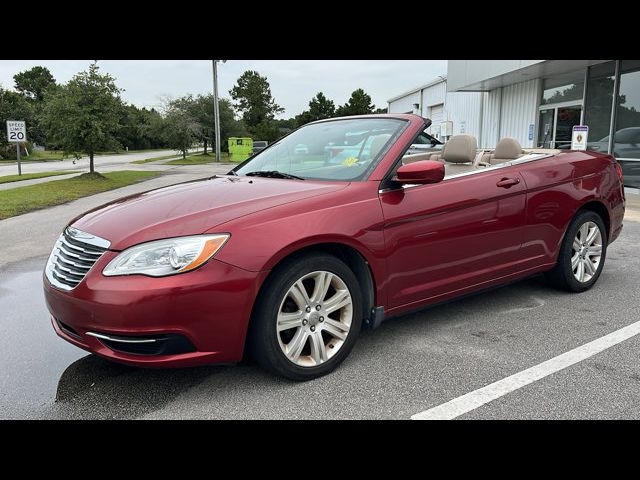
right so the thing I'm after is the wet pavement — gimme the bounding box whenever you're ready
[0,256,223,419]
[1,222,639,419]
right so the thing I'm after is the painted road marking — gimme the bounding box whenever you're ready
[411,320,640,420]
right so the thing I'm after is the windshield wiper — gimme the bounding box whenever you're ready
[245,170,305,180]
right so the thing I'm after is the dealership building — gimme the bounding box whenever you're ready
[388,60,640,190]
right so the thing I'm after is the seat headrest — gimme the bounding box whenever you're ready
[442,135,478,163]
[370,134,392,159]
[494,137,522,159]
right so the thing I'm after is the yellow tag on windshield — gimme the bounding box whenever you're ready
[342,157,358,166]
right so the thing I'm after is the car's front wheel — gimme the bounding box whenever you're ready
[249,253,363,381]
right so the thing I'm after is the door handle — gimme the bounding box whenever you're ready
[496,177,520,188]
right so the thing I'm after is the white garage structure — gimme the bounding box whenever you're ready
[387,76,485,144]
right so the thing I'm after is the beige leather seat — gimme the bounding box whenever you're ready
[401,152,434,164]
[440,134,478,176]
[488,137,523,164]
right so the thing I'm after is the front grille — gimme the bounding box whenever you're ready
[45,227,110,291]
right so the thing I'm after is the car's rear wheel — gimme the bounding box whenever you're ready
[544,210,607,292]
[248,253,362,381]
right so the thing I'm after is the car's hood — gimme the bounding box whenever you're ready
[71,175,348,250]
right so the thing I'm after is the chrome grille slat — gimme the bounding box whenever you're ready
[57,243,101,262]
[52,273,77,288]
[63,235,106,254]
[45,227,110,291]
[55,250,94,268]
[54,255,91,272]
[58,241,102,258]
[53,268,83,282]
[53,263,86,279]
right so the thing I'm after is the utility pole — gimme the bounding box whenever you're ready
[212,60,225,163]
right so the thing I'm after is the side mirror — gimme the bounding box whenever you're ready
[395,160,445,185]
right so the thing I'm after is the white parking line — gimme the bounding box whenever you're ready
[411,320,640,420]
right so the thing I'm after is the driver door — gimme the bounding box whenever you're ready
[380,167,527,310]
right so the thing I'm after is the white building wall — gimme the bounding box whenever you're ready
[483,88,502,148]
[421,82,447,136]
[481,78,541,148]
[388,79,486,144]
[445,91,485,141]
[388,91,420,114]
[420,81,447,115]
[499,79,540,147]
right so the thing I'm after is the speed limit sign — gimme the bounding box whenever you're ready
[6,120,27,142]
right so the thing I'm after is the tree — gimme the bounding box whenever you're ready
[192,94,214,155]
[168,94,208,153]
[308,92,336,120]
[0,87,34,159]
[296,92,336,126]
[336,88,375,116]
[41,62,123,173]
[163,101,200,159]
[374,107,388,114]
[251,120,281,143]
[229,70,284,130]
[13,66,56,102]
[217,98,249,151]
[116,105,168,151]
[294,110,314,127]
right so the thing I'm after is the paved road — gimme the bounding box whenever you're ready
[0,173,638,418]
[0,148,201,177]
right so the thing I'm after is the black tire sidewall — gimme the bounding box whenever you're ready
[559,211,608,292]
[249,253,363,381]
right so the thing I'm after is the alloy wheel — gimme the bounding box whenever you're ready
[571,221,603,283]
[276,271,353,367]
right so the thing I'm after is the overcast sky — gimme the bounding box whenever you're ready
[0,60,447,117]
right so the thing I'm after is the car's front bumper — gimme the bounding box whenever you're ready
[44,252,263,367]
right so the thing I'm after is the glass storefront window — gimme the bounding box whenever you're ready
[583,61,615,153]
[541,72,585,105]
[614,60,640,159]
[615,60,640,189]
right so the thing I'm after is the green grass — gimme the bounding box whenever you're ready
[0,150,67,163]
[0,170,161,220]
[165,152,229,165]
[27,150,67,161]
[0,171,80,184]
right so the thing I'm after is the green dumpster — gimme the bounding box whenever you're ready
[228,137,253,162]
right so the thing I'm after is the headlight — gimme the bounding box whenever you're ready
[103,234,229,277]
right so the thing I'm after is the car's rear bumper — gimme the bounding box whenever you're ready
[44,253,263,368]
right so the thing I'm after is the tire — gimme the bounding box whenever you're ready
[544,210,607,292]
[248,253,363,381]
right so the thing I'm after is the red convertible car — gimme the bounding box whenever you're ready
[44,114,625,380]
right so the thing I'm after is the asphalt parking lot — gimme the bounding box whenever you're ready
[1,177,639,419]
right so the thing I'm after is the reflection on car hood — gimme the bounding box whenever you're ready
[71,175,347,250]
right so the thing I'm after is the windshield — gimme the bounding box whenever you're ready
[233,117,407,181]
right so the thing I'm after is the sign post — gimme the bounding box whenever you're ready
[571,125,589,151]
[6,120,27,175]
